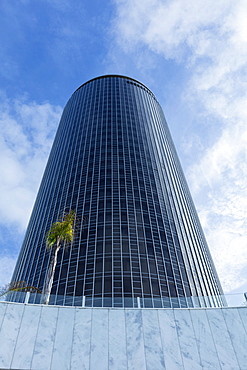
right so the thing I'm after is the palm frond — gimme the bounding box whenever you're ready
[0,281,41,298]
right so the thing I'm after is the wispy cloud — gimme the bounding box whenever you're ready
[0,256,17,288]
[0,94,62,285]
[188,120,247,292]
[0,94,62,230]
[112,0,247,292]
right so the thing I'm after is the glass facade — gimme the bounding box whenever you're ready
[12,75,224,307]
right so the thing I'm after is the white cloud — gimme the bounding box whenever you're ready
[0,95,62,286]
[113,0,247,292]
[188,121,247,292]
[188,121,247,191]
[114,0,231,55]
[0,94,62,231]
[0,256,17,287]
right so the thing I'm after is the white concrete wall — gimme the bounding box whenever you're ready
[0,302,246,369]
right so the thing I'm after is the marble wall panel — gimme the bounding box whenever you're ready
[108,309,127,370]
[90,308,109,370]
[223,308,247,367]
[238,306,247,334]
[51,306,75,370]
[11,304,41,369]
[125,309,146,370]
[0,303,24,369]
[206,308,239,369]
[70,308,92,370]
[0,302,7,329]
[31,306,59,370]
[158,309,183,370]
[174,309,202,369]
[189,308,220,369]
[142,309,165,370]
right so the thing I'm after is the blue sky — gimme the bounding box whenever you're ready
[0,0,246,295]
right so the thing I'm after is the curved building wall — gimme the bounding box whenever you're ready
[12,75,223,307]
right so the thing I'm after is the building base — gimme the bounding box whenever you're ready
[0,301,246,369]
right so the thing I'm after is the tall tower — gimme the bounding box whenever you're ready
[12,75,224,308]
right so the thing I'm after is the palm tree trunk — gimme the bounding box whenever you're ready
[41,244,60,304]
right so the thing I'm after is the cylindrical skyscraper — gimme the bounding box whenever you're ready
[12,75,224,308]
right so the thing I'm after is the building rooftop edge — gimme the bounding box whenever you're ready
[74,74,154,95]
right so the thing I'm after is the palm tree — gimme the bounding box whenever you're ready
[42,210,75,304]
[0,280,41,299]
